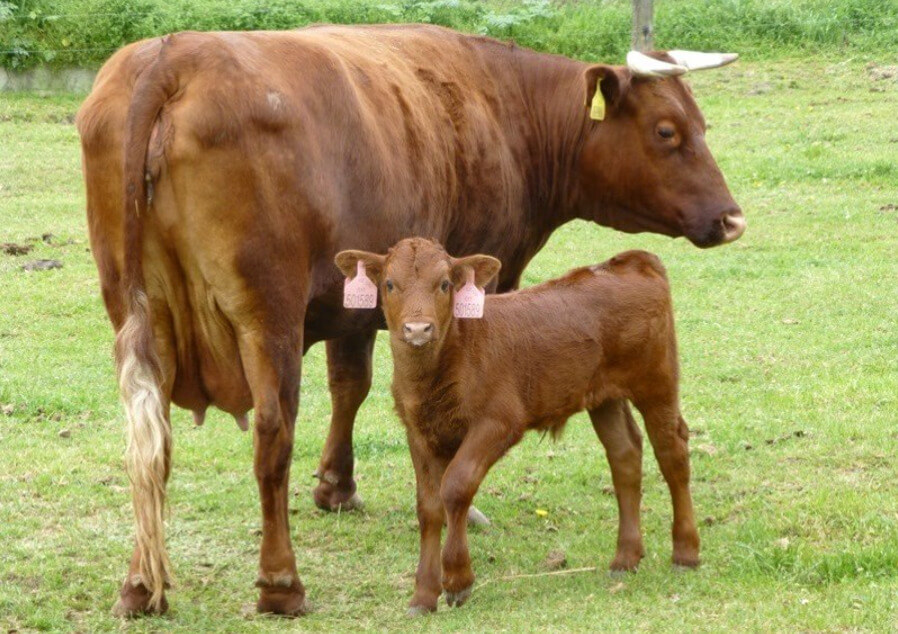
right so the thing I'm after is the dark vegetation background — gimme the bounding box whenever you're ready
[2,0,898,71]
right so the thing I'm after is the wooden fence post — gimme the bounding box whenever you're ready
[632,0,654,52]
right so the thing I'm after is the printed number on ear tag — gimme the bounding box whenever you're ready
[453,270,485,319]
[343,261,378,309]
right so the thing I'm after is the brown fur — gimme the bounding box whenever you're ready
[76,25,733,615]
[336,239,700,613]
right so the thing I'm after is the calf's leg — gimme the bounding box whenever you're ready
[313,330,375,511]
[405,430,449,615]
[440,421,521,607]
[637,402,700,568]
[589,399,645,571]
[240,332,307,616]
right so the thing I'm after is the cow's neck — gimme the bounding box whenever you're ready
[479,44,595,276]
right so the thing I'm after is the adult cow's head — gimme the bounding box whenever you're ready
[577,50,745,248]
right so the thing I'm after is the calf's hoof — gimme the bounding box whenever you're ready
[407,604,436,617]
[112,579,168,618]
[444,585,472,608]
[256,576,308,616]
[609,547,644,573]
[609,559,640,574]
[313,475,363,512]
[672,554,700,570]
[672,537,700,570]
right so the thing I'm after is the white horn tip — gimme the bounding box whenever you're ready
[667,50,739,71]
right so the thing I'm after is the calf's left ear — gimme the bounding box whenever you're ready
[450,254,502,288]
[334,250,386,281]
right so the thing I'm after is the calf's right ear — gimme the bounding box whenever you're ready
[450,254,502,289]
[334,250,386,281]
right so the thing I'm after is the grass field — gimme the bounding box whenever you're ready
[1,55,898,631]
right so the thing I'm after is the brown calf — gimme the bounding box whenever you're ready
[336,238,699,613]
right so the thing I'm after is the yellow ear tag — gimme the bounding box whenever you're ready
[589,77,605,121]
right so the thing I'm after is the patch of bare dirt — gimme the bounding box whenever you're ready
[1,243,32,256]
[22,259,62,272]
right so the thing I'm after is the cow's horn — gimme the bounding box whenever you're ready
[626,51,688,77]
[667,50,739,71]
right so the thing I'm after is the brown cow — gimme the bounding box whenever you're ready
[76,25,739,616]
[336,238,697,614]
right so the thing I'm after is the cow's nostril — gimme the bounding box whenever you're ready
[423,324,433,333]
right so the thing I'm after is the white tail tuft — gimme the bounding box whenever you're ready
[116,291,173,610]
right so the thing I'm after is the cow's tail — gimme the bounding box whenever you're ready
[116,37,179,610]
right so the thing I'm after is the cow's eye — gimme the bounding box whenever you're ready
[657,125,676,140]
[385,279,394,292]
[440,279,451,293]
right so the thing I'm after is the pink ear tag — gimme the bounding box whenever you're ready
[343,261,378,309]
[453,269,485,319]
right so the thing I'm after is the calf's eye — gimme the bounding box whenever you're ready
[440,280,451,293]
[658,125,676,140]
[385,280,394,292]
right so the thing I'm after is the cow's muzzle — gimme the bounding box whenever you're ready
[690,208,746,248]
[720,209,747,244]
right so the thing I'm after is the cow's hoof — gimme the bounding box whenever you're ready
[444,585,472,608]
[467,506,490,527]
[407,604,436,617]
[256,578,308,617]
[313,477,362,512]
[112,581,168,618]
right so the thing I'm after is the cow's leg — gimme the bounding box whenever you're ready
[313,330,375,511]
[637,401,700,568]
[440,422,521,607]
[405,429,449,616]
[588,399,645,572]
[240,332,307,616]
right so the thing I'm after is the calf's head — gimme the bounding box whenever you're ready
[336,238,500,350]
[577,50,745,248]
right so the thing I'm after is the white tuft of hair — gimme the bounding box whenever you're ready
[116,291,173,610]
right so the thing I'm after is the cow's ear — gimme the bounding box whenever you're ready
[334,250,386,282]
[583,65,630,117]
[450,254,501,288]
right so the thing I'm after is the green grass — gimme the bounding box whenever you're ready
[2,0,898,70]
[2,57,898,632]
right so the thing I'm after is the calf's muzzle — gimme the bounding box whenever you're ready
[403,322,435,347]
